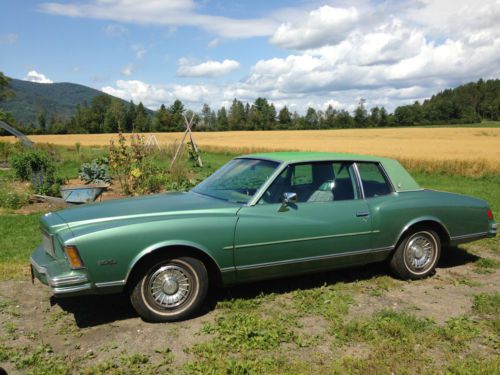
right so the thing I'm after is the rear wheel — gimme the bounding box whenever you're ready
[130,256,208,322]
[390,229,441,280]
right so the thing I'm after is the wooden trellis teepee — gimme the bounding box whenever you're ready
[170,113,203,167]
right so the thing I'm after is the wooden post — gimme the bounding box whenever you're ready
[170,113,202,168]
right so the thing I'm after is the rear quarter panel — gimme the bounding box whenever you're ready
[368,190,490,249]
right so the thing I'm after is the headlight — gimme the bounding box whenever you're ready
[64,245,85,269]
[42,231,55,257]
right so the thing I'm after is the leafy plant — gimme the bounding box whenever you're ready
[10,149,52,181]
[0,189,29,209]
[78,157,111,184]
[109,132,149,195]
[109,132,192,195]
[9,148,64,196]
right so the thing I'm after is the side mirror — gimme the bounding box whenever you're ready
[279,192,297,211]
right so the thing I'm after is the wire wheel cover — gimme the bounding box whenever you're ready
[148,265,192,309]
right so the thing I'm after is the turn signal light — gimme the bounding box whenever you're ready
[64,245,84,269]
[487,209,494,220]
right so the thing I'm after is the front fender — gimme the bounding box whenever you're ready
[125,239,223,283]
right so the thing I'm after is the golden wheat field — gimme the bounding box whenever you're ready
[2,127,500,175]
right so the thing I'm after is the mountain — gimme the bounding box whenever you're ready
[0,78,132,125]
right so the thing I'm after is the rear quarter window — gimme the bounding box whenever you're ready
[357,162,393,198]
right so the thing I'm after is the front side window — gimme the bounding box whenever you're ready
[260,161,359,204]
[356,162,392,198]
[193,158,279,204]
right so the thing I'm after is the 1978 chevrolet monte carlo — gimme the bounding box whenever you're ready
[31,152,497,322]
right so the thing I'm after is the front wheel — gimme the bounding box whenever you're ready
[390,230,441,280]
[130,257,208,322]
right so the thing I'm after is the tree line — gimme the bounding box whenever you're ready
[1,75,499,135]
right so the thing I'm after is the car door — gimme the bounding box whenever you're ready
[233,161,373,281]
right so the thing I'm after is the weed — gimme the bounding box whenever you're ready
[196,312,298,353]
[439,316,481,350]
[472,293,500,315]
[292,284,353,322]
[445,356,500,374]
[3,321,18,339]
[0,298,20,317]
[0,189,30,209]
[8,344,73,374]
[474,257,499,274]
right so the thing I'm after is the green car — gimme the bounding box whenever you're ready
[31,152,497,322]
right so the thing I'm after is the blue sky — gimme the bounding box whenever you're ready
[1,1,499,113]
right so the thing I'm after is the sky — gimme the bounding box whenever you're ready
[1,0,499,113]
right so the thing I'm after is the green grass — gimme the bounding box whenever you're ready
[473,293,500,315]
[0,213,42,279]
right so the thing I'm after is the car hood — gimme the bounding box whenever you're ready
[54,191,241,228]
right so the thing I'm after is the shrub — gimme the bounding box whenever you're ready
[10,149,63,196]
[78,157,111,184]
[10,149,53,181]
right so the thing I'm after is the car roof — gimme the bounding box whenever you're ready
[240,151,385,163]
[239,152,422,192]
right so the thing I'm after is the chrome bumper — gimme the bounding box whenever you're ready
[30,256,92,295]
[490,222,498,236]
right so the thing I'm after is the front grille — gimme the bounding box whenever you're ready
[42,231,55,258]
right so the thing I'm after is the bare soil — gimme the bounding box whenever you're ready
[0,243,498,373]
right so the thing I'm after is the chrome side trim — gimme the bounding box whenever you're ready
[95,280,126,288]
[220,267,235,273]
[352,162,365,199]
[53,283,92,295]
[450,232,489,241]
[49,274,88,287]
[231,230,379,250]
[236,246,393,271]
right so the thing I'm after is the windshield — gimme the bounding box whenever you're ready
[192,158,280,204]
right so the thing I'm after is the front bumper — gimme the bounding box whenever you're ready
[30,245,92,296]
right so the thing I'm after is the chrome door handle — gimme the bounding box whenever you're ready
[356,211,370,217]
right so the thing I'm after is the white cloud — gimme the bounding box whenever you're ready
[131,44,146,59]
[102,80,215,109]
[208,38,220,48]
[270,6,359,50]
[177,58,240,77]
[24,70,53,84]
[120,63,134,76]
[0,33,18,45]
[40,0,277,39]
[104,23,127,37]
[87,1,500,113]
